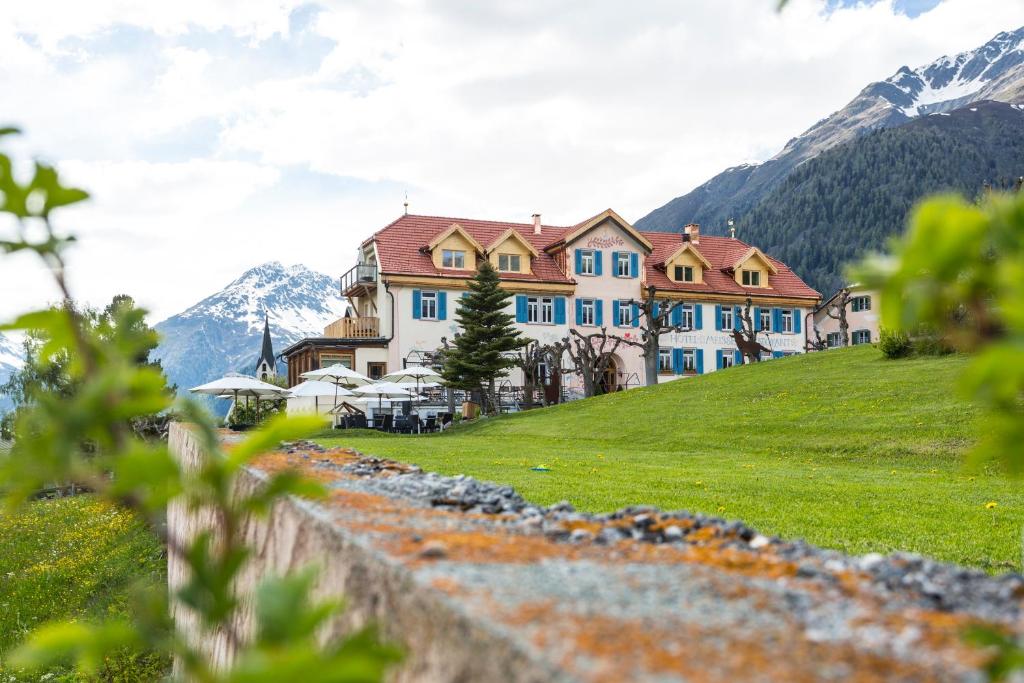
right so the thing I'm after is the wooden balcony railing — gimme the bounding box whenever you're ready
[323,316,380,339]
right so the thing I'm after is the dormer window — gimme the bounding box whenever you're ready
[442,249,465,269]
[741,269,761,287]
[674,265,694,282]
[497,253,521,272]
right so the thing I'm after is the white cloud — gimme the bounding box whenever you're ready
[2,0,1023,322]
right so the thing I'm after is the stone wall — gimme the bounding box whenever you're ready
[168,423,1024,682]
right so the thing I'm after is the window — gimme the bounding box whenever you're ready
[536,361,551,385]
[527,296,554,324]
[498,253,521,272]
[781,309,794,333]
[851,296,871,312]
[673,265,694,282]
[442,249,465,269]
[617,302,632,327]
[367,362,386,380]
[581,299,595,326]
[616,252,631,277]
[721,351,735,369]
[579,250,595,276]
[742,270,761,287]
[826,332,841,348]
[682,349,697,373]
[658,348,672,374]
[721,306,734,331]
[420,291,438,319]
[760,308,771,331]
[319,354,352,369]
[852,329,871,345]
[680,304,694,329]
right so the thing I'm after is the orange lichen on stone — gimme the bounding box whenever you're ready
[429,577,463,595]
[392,530,569,565]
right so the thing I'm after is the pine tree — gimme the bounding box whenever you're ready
[441,260,526,414]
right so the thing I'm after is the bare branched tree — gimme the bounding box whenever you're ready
[625,285,693,385]
[560,327,642,397]
[824,287,852,348]
[729,297,771,363]
[513,339,562,408]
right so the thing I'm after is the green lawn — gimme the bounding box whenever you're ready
[317,346,1024,572]
[0,496,169,681]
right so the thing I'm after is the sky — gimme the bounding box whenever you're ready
[1,0,1023,323]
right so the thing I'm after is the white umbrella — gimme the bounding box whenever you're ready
[350,382,414,427]
[190,373,289,423]
[299,364,372,412]
[383,368,444,426]
[288,380,354,414]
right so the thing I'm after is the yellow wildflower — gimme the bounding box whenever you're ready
[985,501,998,510]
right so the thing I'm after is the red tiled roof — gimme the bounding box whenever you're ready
[644,232,820,300]
[372,214,574,283]
[370,214,819,299]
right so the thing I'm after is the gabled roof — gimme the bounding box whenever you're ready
[732,246,779,275]
[486,228,540,257]
[427,223,485,253]
[553,208,653,252]
[661,241,712,269]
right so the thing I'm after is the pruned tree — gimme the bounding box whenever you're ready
[560,328,642,398]
[806,323,827,352]
[824,287,852,347]
[625,286,692,386]
[730,297,771,363]
[513,339,562,408]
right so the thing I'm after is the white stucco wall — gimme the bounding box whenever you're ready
[812,289,880,346]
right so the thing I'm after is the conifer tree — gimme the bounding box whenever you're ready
[441,260,526,414]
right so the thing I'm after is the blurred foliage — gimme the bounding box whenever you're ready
[0,128,399,680]
[854,193,1024,474]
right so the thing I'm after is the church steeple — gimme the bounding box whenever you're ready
[256,313,276,381]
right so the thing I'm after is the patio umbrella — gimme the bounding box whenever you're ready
[190,373,289,423]
[382,366,444,396]
[299,364,373,412]
[288,380,353,415]
[349,382,415,425]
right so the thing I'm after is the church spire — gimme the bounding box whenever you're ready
[256,313,276,381]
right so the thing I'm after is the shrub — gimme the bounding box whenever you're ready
[879,328,912,359]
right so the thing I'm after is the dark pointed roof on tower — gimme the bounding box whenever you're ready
[257,314,275,369]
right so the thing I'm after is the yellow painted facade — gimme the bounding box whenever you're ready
[733,251,774,288]
[666,249,706,284]
[487,235,534,274]
[431,231,479,271]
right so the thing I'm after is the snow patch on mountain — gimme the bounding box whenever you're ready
[152,262,347,408]
[0,332,25,411]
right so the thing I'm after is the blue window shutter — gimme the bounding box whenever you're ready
[695,304,703,330]
[672,348,684,375]
[574,249,583,275]
[612,300,621,327]
[716,349,723,370]
[438,292,447,320]
[515,295,527,323]
[653,301,661,319]
[630,252,639,278]
[610,252,619,275]
[631,303,640,327]
[735,350,743,365]
[594,250,603,276]
[554,297,566,324]
[772,308,782,332]
[734,306,743,332]
[671,303,682,326]
[575,298,583,325]
[794,309,802,334]
[714,304,722,331]
[412,289,422,319]
[753,307,761,331]
[696,349,704,374]
[595,299,604,326]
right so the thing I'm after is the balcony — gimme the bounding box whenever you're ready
[323,316,380,339]
[341,263,378,296]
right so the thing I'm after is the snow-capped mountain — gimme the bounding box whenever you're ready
[637,26,1024,232]
[0,332,25,412]
[152,262,347,402]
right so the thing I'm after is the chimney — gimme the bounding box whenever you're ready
[683,223,700,244]
[532,213,542,235]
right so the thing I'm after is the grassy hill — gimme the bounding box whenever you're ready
[317,346,1024,572]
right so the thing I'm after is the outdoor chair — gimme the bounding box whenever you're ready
[423,416,437,432]
[439,413,454,430]
[393,416,410,434]
[379,414,393,432]
[352,414,367,429]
